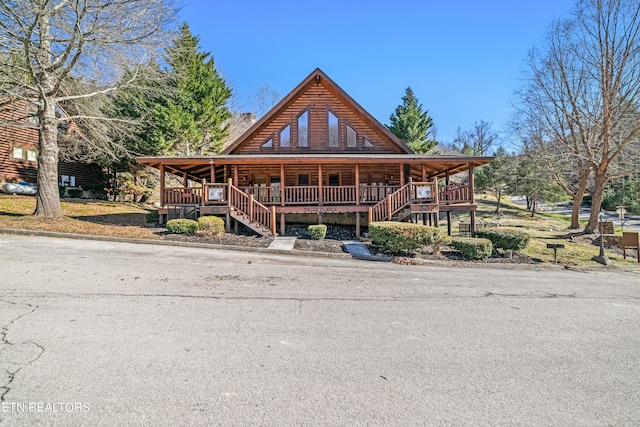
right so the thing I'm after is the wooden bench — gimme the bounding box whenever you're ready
[622,232,640,262]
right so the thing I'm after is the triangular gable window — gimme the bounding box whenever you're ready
[328,111,339,147]
[262,137,273,148]
[346,124,357,148]
[280,125,291,148]
[364,137,374,148]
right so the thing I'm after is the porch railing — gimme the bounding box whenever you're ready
[284,186,320,204]
[323,186,357,204]
[163,187,204,205]
[162,182,472,209]
[438,184,471,204]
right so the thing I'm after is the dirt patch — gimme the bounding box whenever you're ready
[294,239,347,253]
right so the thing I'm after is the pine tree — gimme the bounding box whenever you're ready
[160,22,232,155]
[387,87,437,154]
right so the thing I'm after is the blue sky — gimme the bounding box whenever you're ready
[178,0,576,145]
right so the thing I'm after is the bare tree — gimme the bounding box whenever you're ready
[251,83,280,118]
[515,0,640,233]
[0,0,177,217]
[453,121,497,156]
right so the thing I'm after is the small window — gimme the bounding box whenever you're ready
[280,125,291,148]
[298,111,309,147]
[60,175,77,186]
[12,146,25,159]
[328,111,339,147]
[27,149,37,161]
[262,137,273,149]
[346,124,357,148]
[298,174,309,186]
[329,174,340,186]
[364,137,374,148]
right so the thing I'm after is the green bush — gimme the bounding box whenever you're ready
[166,219,199,234]
[67,188,83,198]
[59,186,66,198]
[198,215,226,236]
[145,210,159,223]
[451,237,493,260]
[369,221,451,254]
[476,229,530,251]
[308,224,327,240]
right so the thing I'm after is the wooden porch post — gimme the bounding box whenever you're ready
[201,178,205,206]
[210,163,215,183]
[183,172,188,187]
[280,212,286,235]
[280,164,285,207]
[421,163,426,182]
[355,163,360,205]
[271,206,276,236]
[400,164,404,185]
[159,164,165,206]
[469,163,476,236]
[233,165,239,187]
[318,164,323,205]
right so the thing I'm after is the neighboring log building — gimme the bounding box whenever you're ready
[0,96,103,189]
[138,69,494,237]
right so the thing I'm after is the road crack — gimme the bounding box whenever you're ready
[0,298,45,402]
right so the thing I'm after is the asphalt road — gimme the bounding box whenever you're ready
[1,235,639,426]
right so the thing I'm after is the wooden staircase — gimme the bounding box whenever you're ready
[228,182,276,237]
[229,208,275,237]
[368,180,438,224]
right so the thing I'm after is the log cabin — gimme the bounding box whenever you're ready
[0,96,103,191]
[137,69,494,237]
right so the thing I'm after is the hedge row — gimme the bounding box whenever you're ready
[369,221,450,254]
[450,237,493,260]
[308,224,327,240]
[476,229,530,250]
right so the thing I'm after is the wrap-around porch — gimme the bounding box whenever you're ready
[138,154,491,237]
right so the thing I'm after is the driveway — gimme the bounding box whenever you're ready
[1,235,639,426]
[511,196,640,231]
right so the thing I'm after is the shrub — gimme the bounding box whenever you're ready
[198,215,226,236]
[145,210,159,223]
[451,237,493,260]
[166,219,199,234]
[59,186,66,197]
[368,221,451,254]
[67,188,83,198]
[476,229,530,251]
[308,224,327,240]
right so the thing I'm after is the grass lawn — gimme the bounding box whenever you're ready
[0,194,159,240]
[449,193,637,267]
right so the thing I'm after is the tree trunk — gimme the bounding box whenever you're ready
[34,99,62,217]
[585,168,609,233]
[569,174,589,229]
[530,200,537,218]
[495,188,501,213]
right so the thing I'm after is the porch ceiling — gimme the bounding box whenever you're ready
[137,154,494,180]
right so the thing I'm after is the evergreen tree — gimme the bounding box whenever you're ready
[387,87,437,154]
[160,22,232,155]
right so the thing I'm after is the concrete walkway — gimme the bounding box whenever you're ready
[267,236,297,251]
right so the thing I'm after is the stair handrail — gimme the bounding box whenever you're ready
[228,179,275,235]
[368,181,412,223]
